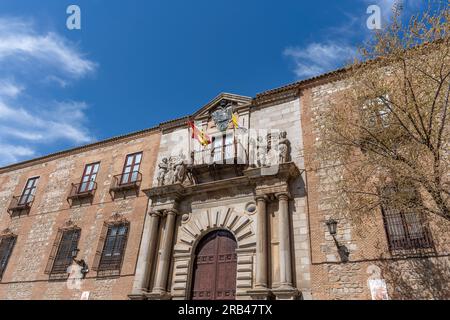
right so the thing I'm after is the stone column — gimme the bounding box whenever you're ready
[130,210,161,298]
[150,209,177,297]
[255,195,268,288]
[276,193,293,289]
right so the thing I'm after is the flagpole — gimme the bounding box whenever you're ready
[187,118,192,165]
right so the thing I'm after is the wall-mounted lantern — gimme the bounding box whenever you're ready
[71,248,89,278]
[326,218,350,263]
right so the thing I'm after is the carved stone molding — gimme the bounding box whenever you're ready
[106,213,129,225]
[245,161,301,182]
[61,219,78,230]
[0,228,14,237]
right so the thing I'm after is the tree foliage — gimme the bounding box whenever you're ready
[319,3,450,223]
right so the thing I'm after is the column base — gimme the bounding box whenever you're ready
[272,286,302,300]
[146,290,172,300]
[248,288,274,300]
[128,293,148,300]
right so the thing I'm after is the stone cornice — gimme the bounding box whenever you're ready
[143,162,302,204]
[0,126,160,174]
[244,162,301,182]
[192,93,252,119]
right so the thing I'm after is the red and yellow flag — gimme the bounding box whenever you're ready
[188,121,211,146]
[232,113,248,132]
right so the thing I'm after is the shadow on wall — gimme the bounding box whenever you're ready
[379,255,450,300]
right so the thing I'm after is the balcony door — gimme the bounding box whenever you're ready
[120,153,142,185]
[79,162,100,193]
[212,134,234,164]
[19,177,39,205]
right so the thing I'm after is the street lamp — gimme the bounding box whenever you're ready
[72,248,89,278]
[326,218,338,236]
[325,218,350,263]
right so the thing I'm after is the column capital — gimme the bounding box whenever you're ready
[149,210,162,218]
[275,193,290,201]
[164,209,178,216]
[255,194,269,202]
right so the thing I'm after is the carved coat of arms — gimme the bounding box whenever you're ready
[211,101,233,132]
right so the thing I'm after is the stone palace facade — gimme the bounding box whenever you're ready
[0,70,448,300]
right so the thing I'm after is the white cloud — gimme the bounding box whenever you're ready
[0,100,92,144]
[0,144,35,165]
[283,0,427,79]
[0,79,23,98]
[284,42,356,79]
[0,16,97,167]
[0,17,96,78]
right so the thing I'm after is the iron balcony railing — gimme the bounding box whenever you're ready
[192,142,247,166]
[67,182,97,203]
[109,172,142,193]
[7,194,34,215]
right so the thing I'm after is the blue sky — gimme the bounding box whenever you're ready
[0,0,426,166]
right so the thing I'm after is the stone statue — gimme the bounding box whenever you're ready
[248,137,258,168]
[165,156,176,185]
[157,153,190,186]
[278,130,290,163]
[172,154,187,184]
[256,136,268,167]
[157,157,168,186]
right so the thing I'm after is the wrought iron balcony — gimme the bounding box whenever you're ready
[191,143,247,166]
[7,195,34,216]
[188,142,249,184]
[109,172,142,198]
[67,182,97,205]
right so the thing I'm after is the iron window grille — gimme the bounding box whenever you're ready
[0,235,17,280]
[49,228,81,276]
[97,223,129,274]
[380,185,435,255]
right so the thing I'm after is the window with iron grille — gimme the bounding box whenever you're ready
[50,228,80,275]
[97,223,129,272]
[0,235,17,280]
[380,186,434,252]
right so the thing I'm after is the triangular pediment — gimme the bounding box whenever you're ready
[192,93,252,120]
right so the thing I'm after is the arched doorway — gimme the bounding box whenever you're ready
[190,230,237,300]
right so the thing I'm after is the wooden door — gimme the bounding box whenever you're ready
[191,230,237,300]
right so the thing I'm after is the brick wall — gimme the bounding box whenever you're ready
[0,131,160,300]
[301,82,450,300]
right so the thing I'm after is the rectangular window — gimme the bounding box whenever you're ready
[79,162,100,193]
[98,224,129,272]
[381,186,434,252]
[212,134,234,163]
[0,235,17,280]
[19,177,39,205]
[120,152,142,185]
[51,229,80,275]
